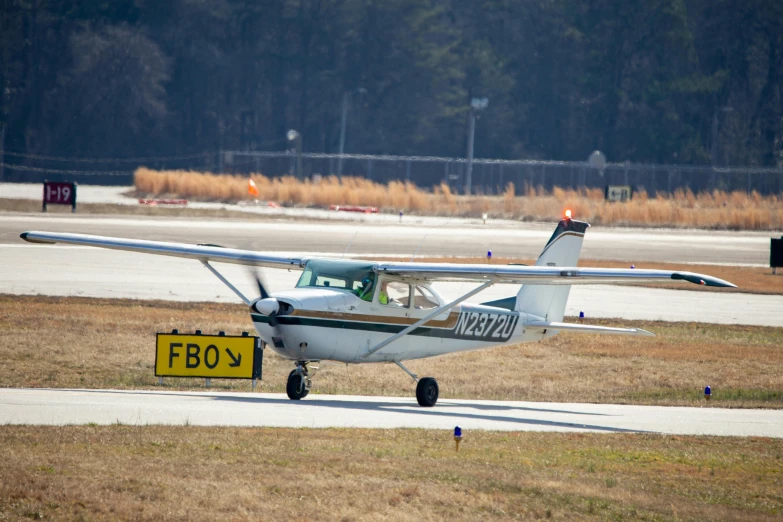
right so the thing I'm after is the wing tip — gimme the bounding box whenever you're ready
[20,231,57,244]
[671,272,736,288]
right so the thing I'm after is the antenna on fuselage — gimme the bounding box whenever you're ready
[341,230,359,259]
[410,234,428,262]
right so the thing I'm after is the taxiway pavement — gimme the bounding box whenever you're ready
[0,213,774,265]
[2,212,781,325]
[1,388,780,438]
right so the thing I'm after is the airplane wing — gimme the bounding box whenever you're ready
[375,262,736,288]
[20,231,736,288]
[20,231,306,270]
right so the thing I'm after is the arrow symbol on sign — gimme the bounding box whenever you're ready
[226,348,242,367]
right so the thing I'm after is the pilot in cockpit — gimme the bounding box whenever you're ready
[357,276,390,304]
[356,277,373,301]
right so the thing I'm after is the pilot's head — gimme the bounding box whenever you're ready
[361,277,373,290]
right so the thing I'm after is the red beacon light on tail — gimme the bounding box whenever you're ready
[564,209,572,219]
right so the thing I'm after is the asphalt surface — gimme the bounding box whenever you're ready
[2,213,780,325]
[1,388,780,437]
[2,244,779,325]
[0,213,774,265]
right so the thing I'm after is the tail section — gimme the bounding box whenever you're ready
[515,218,589,321]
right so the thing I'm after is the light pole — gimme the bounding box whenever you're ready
[465,97,488,195]
[0,122,5,182]
[287,129,303,180]
[710,106,732,190]
[337,87,367,182]
[711,106,733,167]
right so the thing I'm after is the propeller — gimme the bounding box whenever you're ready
[248,268,290,353]
[251,269,280,326]
[250,269,279,324]
[236,246,292,353]
[255,271,270,300]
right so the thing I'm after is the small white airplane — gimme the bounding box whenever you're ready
[21,213,734,406]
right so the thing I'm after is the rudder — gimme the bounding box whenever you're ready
[515,218,589,321]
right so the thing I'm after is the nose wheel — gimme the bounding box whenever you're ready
[286,361,313,400]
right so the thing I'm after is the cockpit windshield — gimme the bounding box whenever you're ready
[296,259,376,294]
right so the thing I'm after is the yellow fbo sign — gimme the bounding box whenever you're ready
[155,333,260,379]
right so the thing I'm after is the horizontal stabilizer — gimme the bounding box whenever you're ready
[525,321,654,337]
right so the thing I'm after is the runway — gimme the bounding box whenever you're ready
[2,213,779,327]
[2,241,780,326]
[0,213,774,265]
[1,388,780,438]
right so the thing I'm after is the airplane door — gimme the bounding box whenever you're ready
[367,281,411,360]
[371,281,411,318]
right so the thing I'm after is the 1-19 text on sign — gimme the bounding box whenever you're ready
[155,334,258,379]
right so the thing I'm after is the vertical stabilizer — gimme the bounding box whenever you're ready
[515,218,589,321]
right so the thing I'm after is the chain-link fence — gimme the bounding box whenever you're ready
[226,151,783,195]
[3,148,783,195]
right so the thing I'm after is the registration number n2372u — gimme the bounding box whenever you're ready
[452,312,519,341]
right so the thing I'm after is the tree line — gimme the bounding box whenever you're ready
[1,0,782,176]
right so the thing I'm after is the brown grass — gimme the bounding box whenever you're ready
[134,168,783,230]
[1,426,781,521]
[1,295,781,408]
[134,167,431,211]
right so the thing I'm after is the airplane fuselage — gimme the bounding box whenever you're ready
[250,287,545,363]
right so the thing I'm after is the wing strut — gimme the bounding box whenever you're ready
[363,280,494,358]
[201,261,252,305]
[394,361,419,383]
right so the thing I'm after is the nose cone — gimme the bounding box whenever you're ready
[254,297,280,316]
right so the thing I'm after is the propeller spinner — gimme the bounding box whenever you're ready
[254,297,280,326]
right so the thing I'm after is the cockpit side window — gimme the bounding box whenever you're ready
[413,285,439,309]
[379,281,411,307]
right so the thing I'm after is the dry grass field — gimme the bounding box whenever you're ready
[134,167,783,230]
[1,426,781,521]
[1,295,781,408]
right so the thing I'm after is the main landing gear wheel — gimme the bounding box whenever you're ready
[286,367,310,400]
[416,377,439,407]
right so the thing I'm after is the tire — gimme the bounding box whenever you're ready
[416,377,439,407]
[286,370,309,400]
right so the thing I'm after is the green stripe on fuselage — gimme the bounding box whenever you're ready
[251,313,443,337]
[250,312,519,342]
